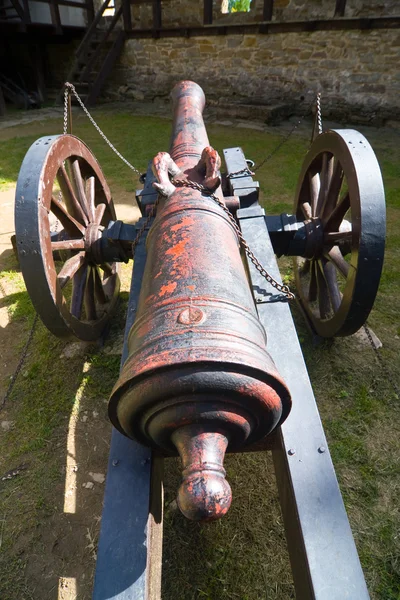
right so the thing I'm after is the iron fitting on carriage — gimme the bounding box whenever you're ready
[108,81,291,522]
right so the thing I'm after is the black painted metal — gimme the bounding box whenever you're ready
[238,205,370,599]
[223,147,259,207]
[136,160,158,214]
[93,224,153,600]
[293,129,386,337]
[265,214,307,257]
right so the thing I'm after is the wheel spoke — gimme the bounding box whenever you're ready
[84,267,97,321]
[325,246,350,278]
[57,252,86,289]
[57,165,88,226]
[71,262,88,319]
[322,159,344,220]
[301,202,312,220]
[95,202,106,225]
[51,239,85,251]
[94,267,108,304]
[316,260,331,319]
[316,153,334,216]
[309,171,320,217]
[324,230,353,244]
[308,260,318,302]
[85,176,96,223]
[102,262,114,277]
[323,260,342,313]
[324,191,350,231]
[71,160,91,223]
[51,195,85,237]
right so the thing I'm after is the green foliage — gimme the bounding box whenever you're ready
[228,0,252,12]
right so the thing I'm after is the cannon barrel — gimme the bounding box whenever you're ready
[108,80,291,521]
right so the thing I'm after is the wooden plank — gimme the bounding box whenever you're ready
[122,0,132,31]
[49,0,62,33]
[21,0,31,23]
[93,227,161,600]
[152,0,161,30]
[86,30,126,106]
[203,0,212,25]
[334,0,346,17]
[86,0,95,23]
[80,4,123,82]
[9,0,25,20]
[263,0,273,21]
[238,205,370,599]
[75,0,110,58]
[125,15,400,38]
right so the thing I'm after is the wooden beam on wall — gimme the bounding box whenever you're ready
[334,0,346,17]
[204,0,213,25]
[153,0,161,30]
[49,0,62,33]
[263,0,273,21]
[122,0,132,32]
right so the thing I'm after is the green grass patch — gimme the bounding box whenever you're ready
[0,112,399,599]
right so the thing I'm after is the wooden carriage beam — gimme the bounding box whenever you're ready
[203,0,213,25]
[49,0,62,33]
[263,0,273,22]
[153,0,162,32]
[334,0,347,17]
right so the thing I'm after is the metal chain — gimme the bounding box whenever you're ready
[63,85,69,135]
[63,82,143,177]
[172,178,294,301]
[363,324,399,398]
[0,277,39,412]
[316,93,323,135]
[227,94,321,180]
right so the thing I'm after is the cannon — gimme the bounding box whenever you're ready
[14,80,385,597]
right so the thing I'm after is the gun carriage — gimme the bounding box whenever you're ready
[14,80,385,598]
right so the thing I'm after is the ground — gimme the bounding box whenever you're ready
[0,102,399,600]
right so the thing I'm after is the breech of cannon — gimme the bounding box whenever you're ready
[109,81,291,521]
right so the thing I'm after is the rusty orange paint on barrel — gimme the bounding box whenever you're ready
[109,81,291,522]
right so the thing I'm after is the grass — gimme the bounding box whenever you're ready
[0,108,399,599]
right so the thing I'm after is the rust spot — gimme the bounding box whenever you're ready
[171,216,195,232]
[159,282,177,297]
[165,238,189,259]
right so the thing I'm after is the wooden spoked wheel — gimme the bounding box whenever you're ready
[15,135,120,341]
[293,129,385,337]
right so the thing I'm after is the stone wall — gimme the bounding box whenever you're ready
[130,0,400,30]
[111,28,400,125]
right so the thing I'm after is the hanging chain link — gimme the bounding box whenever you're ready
[172,178,294,301]
[316,92,323,135]
[63,85,69,135]
[61,83,294,300]
[64,82,143,177]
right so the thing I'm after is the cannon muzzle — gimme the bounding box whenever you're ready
[109,81,291,521]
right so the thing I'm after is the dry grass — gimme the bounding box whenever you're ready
[0,107,399,599]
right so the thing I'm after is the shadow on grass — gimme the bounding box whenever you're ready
[0,247,127,599]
